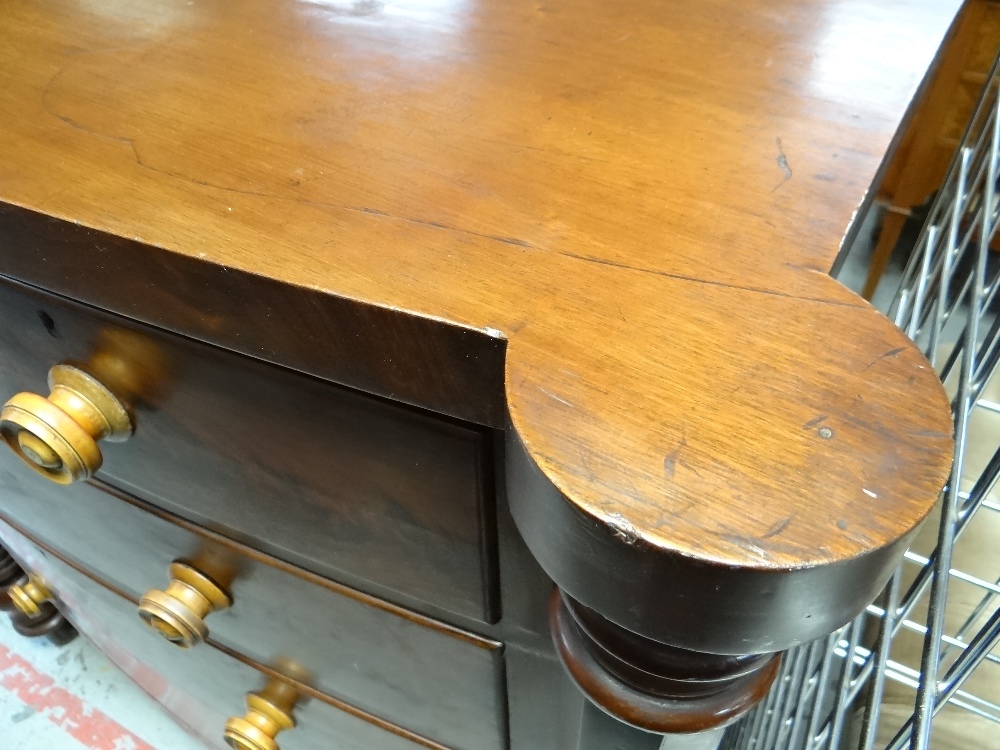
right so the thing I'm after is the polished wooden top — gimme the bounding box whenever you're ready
[0,0,958,638]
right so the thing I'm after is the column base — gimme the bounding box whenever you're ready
[550,587,781,734]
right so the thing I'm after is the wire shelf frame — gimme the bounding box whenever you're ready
[722,50,1000,750]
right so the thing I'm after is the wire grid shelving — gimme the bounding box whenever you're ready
[722,52,1000,750]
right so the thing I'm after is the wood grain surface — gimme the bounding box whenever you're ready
[0,0,959,650]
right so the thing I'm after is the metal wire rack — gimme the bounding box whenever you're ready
[722,51,1000,750]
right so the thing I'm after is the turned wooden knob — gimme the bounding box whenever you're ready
[0,364,133,484]
[224,679,299,750]
[138,562,231,648]
[8,575,54,619]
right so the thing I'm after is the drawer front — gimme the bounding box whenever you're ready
[0,276,497,622]
[0,462,506,750]
[0,520,434,750]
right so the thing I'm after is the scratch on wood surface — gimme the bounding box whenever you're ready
[910,429,951,439]
[606,512,640,545]
[42,66,536,251]
[475,136,613,165]
[720,533,771,560]
[802,415,827,430]
[772,137,793,192]
[538,385,572,407]
[864,347,907,370]
[663,437,687,479]
[762,515,793,538]
[652,496,698,528]
[558,252,865,308]
[577,446,597,483]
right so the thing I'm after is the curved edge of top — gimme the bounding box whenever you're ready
[504,269,954,655]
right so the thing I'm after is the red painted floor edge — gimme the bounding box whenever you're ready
[0,643,158,750]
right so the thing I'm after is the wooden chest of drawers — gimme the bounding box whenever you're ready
[0,0,965,748]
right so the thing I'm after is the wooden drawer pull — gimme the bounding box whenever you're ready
[224,679,299,750]
[8,574,53,618]
[0,364,132,484]
[138,561,231,648]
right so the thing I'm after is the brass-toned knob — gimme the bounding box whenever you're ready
[224,680,299,750]
[138,562,231,648]
[0,364,133,484]
[8,576,53,618]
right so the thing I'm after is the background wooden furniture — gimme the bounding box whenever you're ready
[861,0,1000,299]
[0,0,965,747]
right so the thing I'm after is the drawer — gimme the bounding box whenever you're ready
[0,519,444,750]
[0,275,497,622]
[0,461,507,750]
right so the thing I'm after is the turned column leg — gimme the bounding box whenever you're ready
[550,588,780,737]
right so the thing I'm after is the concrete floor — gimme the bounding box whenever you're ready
[0,611,204,750]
